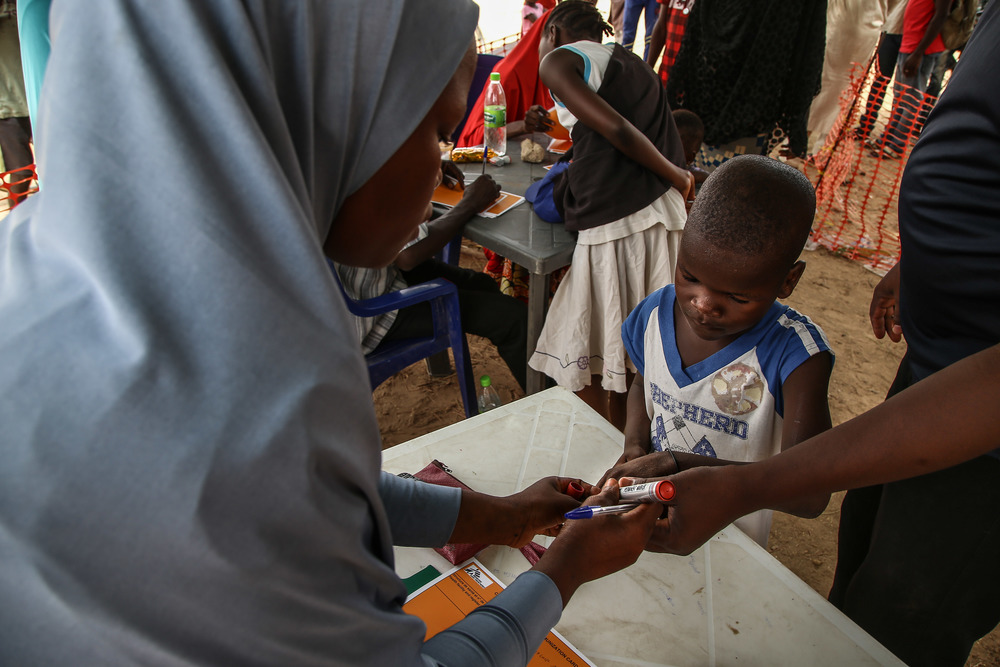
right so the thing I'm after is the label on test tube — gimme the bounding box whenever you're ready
[619,480,675,504]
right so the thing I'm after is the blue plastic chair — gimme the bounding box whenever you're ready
[328,261,478,418]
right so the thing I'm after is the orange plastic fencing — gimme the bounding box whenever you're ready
[0,163,38,214]
[478,32,520,57]
[804,58,941,275]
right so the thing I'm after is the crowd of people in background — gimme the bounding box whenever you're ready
[1,1,998,666]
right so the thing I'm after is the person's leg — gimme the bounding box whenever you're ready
[0,116,34,200]
[857,33,901,141]
[836,456,1000,667]
[576,380,610,422]
[456,283,528,392]
[925,49,952,99]
[882,51,921,155]
[401,260,529,391]
[913,51,944,133]
[830,356,911,607]
[621,0,643,53]
[827,484,883,608]
[640,0,659,62]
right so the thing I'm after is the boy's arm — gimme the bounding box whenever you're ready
[773,351,834,518]
[621,373,653,462]
[394,174,500,271]
[539,48,695,200]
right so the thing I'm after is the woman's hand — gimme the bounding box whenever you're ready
[449,476,599,549]
[532,479,661,605]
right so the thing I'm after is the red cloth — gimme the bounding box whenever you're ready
[657,0,695,84]
[901,0,947,54]
[456,12,554,148]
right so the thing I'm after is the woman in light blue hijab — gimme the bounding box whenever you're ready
[0,1,659,664]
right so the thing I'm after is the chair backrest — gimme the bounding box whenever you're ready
[327,260,478,418]
[451,53,502,144]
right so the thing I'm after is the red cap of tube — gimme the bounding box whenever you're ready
[654,480,676,502]
[567,481,586,500]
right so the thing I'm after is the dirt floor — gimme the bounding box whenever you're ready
[373,241,1000,667]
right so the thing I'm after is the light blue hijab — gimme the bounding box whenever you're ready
[0,0,478,664]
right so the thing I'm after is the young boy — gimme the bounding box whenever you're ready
[612,154,834,547]
[672,108,709,186]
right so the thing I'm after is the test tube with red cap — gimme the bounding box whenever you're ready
[619,480,676,504]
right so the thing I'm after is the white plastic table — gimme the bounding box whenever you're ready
[383,387,904,667]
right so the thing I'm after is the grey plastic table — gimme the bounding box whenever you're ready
[456,137,575,394]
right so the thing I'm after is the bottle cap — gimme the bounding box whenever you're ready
[480,375,492,388]
[490,72,501,81]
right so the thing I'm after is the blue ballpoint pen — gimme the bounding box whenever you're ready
[564,503,638,520]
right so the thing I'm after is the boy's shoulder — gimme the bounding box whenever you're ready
[753,301,833,367]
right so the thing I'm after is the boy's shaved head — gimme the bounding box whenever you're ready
[685,155,815,271]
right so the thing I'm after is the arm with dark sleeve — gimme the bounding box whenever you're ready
[650,343,1000,556]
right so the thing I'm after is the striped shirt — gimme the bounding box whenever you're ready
[335,222,428,353]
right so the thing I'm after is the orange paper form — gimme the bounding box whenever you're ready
[431,184,525,219]
[403,558,596,667]
[547,139,572,154]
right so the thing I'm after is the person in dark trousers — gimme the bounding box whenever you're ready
[337,170,530,391]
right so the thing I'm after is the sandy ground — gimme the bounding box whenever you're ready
[374,241,1000,666]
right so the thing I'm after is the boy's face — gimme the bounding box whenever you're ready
[673,236,803,343]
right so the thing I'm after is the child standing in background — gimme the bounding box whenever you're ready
[528,1,694,427]
[672,108,709,185]
[606,155,834,546]
[522,0,545,36]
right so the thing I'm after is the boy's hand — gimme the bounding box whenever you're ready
[869,261,903,342]
[902,52,922,79]
[458,174,501,214]
[600,449,677,486]
[441,161,466,191]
